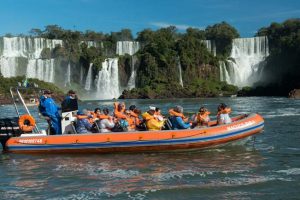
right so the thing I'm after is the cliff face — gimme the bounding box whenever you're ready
[288,89,300,99]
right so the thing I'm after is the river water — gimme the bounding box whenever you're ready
[0,97,300,199]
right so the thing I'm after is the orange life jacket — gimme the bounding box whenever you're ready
[217,107,232,116]
[113,102,127,119]
[196,111,210,123]
[169,109,188,122]
[130,111,141,125]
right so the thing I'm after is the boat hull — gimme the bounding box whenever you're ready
[5,113,264,153]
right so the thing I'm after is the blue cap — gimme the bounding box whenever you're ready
[77,111,84,115]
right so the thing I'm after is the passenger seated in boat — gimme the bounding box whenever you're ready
[128,105,142,130]
[217,103,232,125]
[93,108,101,119]
[169,107,189,122]
[129,105,141,124]
[125,109,136,131]
[142,110,164,131]
[82,109,94,124]
[76,111,93,133]
[169,106,191,129]
[192,107,210,127]
[99,108,115,133]
[93,108,110,121]
[154,107,164,122]
[114,102,127,120]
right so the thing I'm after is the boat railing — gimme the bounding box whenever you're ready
[9,87,41,134]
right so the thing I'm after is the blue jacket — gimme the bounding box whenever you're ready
[39,96,60,119]
[76,118,92,133]
[169,116,191,130]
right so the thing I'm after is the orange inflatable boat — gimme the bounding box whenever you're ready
[0,87,264,154]
[3,113,264,153]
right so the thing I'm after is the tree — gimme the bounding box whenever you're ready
[205,21,240,57]
[29,28,42,36]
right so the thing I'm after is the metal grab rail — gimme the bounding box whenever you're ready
[9,87,41,134]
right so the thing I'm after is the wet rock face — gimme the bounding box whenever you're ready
[288,89,300,99]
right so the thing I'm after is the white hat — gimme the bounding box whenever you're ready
[149,106,156,111]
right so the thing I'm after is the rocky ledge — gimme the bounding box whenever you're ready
[288,89,300,99]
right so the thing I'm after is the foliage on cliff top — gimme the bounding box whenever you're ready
[0,76,64,97]
[256,18,300,94]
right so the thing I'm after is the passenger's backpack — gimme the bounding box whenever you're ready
[162,117,173,130]
[136,120,147,131]
[111,119,128,132]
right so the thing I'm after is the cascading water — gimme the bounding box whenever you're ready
[26,59,55,82]
[0,57,16,77]
[116,41,140,90]
[65,62,71,86]
[79,65,84,84]
[201,40,216,56]
[84,63,93,91]
[0,37,62,79]
[126,55,138,90]
[177,57,184,87]
[95,58,120,99]
[220,36,269,87]
[116,41,140,56]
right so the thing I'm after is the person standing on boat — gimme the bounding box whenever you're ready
[169,106,191,129]
[39,90,62,134]
[61,90,78,112]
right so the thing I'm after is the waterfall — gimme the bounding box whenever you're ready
[79,65,84,84]
[116,41,140,56]
[84,63,93,91]
[219,61,230,82]
[177,58,183,87]
[0,37,62,81]
[26,59,55,82]
[126,56,138,89]
[0,57,17,77]
[95,58,120,99]
[65,62,71,86]
[201,40,216,56]
[220,36,269,87]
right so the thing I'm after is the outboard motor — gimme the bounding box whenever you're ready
[0,117,22,150]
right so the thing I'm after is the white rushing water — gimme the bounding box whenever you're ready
[95,58,120,99]
[219,36,269,87]
[84,63,93,91]
[64,62,71,86]
[116,41,140,56]
[201,40,216,56]
[126,55,138,90]
[177,58,184,87]
[0,37,62,79]
[26,59,55,82]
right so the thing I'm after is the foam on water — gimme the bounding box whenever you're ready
[276,168,300,175]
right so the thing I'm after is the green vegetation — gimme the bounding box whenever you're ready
[251,18,300,96]
[205,22,240,58]
[30,23,239,98]
[0,76,64,102]
[2,22,244,99]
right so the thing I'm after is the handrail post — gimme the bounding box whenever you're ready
[15,87,40,134]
